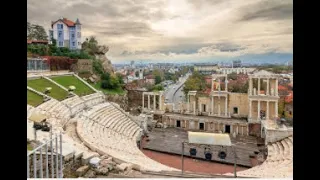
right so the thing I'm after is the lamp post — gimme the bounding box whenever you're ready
[44,87,52,102]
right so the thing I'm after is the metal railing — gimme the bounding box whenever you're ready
[27,133,63,178]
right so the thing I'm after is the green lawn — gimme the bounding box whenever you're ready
[27,90,43,107]
[91,81,126,95]
[27,78,68,101]
[50,75,95,97]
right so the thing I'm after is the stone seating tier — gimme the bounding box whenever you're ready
[77,103,177,172]
[231,137,293,178]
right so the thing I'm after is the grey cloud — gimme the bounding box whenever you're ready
[28,0,292,61]
[187,0,226,9]
[238,1,293,21]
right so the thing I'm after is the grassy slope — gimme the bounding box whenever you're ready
[27,78,68,101]
[51,75,95,96]
[27,90,43,107]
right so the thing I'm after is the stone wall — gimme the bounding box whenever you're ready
[228,93,249,118]
[249,123,261,137]
[197,97,210,113]
[105,94,129,111]
[264,128,293,144]
[127,90,145,109]
[76,59,93,73]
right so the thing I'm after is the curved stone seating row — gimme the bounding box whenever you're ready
[27,105,34,118]
[62,93,105,115]
[77,103,177,172]
[85,104,141,139]
[229,136,293,178]
[35,99,71,126]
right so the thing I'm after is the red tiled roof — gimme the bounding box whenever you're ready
[62,18,75,26]
[285,91,293,103]
[51,18,75,27]
[278,85,287,91]
[145,75,154,79]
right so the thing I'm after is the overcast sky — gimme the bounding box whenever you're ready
[27,0,292,64]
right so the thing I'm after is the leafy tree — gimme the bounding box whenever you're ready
[155,75,162,84]
[81,36,99,56]
[116,73,124,84]
[153,84,164,91]
[109,75,120,89]
[101,72,110,81]
[182,71,206,97]
[93,60,105,75]
[228,72,237,80]
[101,80,110,89]
[27,22,48,40]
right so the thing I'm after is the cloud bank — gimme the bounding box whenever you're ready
[27,0,292,63]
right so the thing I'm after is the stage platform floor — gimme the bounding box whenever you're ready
[142,127,260,167]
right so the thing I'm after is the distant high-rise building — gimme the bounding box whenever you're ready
[233,60,242,68]
[130,61,135,68]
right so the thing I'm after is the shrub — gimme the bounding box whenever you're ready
[101,80,110,89]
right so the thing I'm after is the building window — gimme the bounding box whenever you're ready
[58,32,62,38]
[59,41,63,46]
[60,24,63,29]
[71,34,75,38]
[72,42,75,46]
[78,42,81,46]
[233,107,238,114]
[77,32,81,38]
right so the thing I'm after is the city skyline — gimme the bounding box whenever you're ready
[27,0,292,64]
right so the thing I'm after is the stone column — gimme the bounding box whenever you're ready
[148,95,150,109]
[199,103,201,113]
[249,100,252,119]
[193,101,196,115]
[275,101,278,118]
[258,78,260,95]
[266,78,270,95]
[142,94,144,109]
[225,78,228,91]
[247,126,249,136]
[236,125,239,135]
[159,94,162,111]
[153,94,156,110]
[211,79,214,91]
[225,96,228,116]
[211,96,214,115]
[187,95,190,112]
[249,78,253,95]
[257,100,260,120]
[218,79,221,91]
[218,98,221,116]
[266,101,269,120]
[275,78,278,96]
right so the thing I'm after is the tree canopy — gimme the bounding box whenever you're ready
[81,36,99,56]
[27,22,48,40]
[182,71,206,97]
